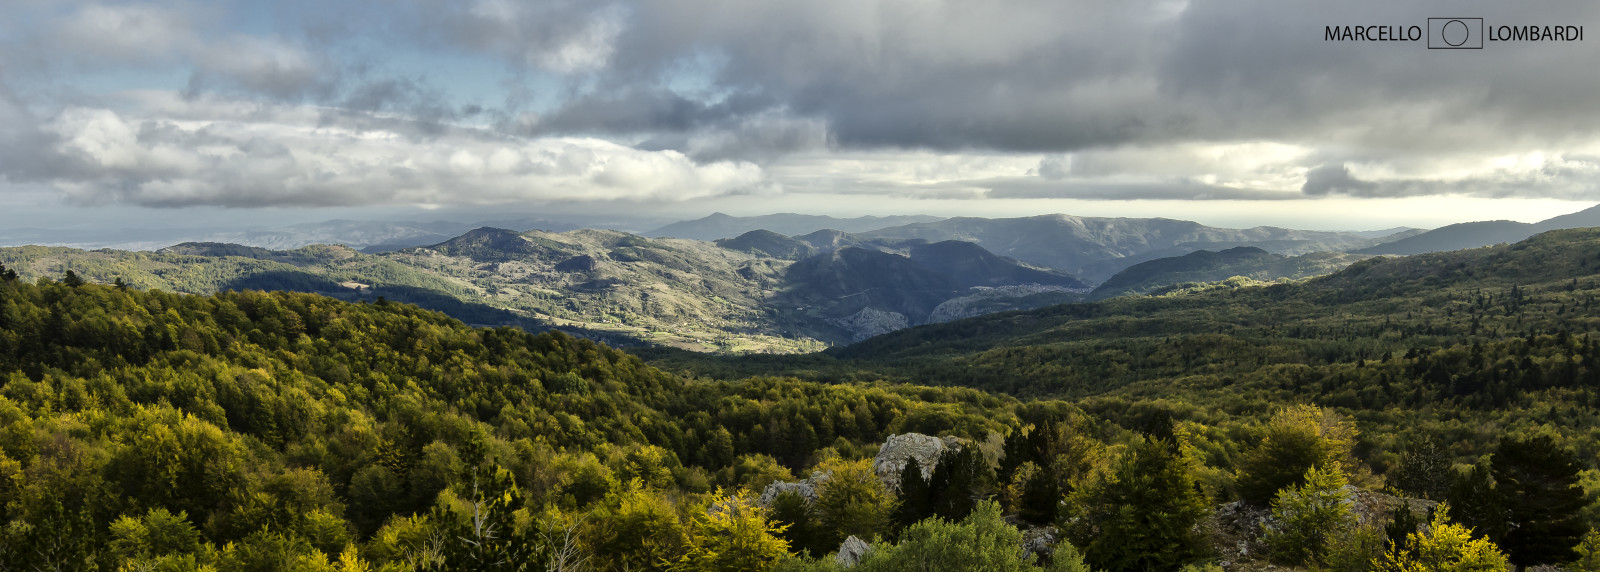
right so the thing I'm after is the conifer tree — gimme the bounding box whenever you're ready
[1390,435,1452,500]
[998,426,1034,486]
[1384,505,1422,554]
[770,490,827,556]
[1492,435,1585,566]
[1264,463,1353,566]
[1446,462,1506,543]
[930,446,986,521]
[1015,462,1059,526]
[893,457,934,530]
[1069,434,1209,571]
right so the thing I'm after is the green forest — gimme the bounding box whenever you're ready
[5,231,1600,570]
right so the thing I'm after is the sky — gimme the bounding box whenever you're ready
[2,0,1599,237]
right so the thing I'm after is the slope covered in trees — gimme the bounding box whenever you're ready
[5,227,1600,570]
[1087,246,1367,300]
[0,273,1056,569]
[1358,203,1600,255]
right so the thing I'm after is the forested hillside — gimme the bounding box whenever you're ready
[0,271,1038,570]
[4,229,1600,570]
[1087,247,1367,300]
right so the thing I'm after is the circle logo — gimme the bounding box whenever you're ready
[1443,19,1470,46]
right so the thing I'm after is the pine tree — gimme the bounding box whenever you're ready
[1492,435,1585,566]
[930,447,986,521]
[998,426,1034,486]
[1264,463,1353,566]
[1015,462,1059,526]
[1069,434,1210,571]
[1384,505,1421,554]
[769,490,827,556]
[894,457,934,530]
[63,269,84,287]
[1446,463,1506,544]
[1390,435,1452,500]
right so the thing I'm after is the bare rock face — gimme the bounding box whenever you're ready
[830,307,910,342]
[872,433,960,492]
[835,535,872,568]
[757,470,831,508]
[1020,526,1059,562]
[929,284,1082,323]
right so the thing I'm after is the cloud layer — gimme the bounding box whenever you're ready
[2,0,1599,209]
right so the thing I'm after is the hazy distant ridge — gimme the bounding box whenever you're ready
[647,213,944,241]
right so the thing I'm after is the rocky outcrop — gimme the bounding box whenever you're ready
[835,536,872,568]
[830,307,910,342]
[929,284,1084,323]
[1020,526,1059,562]
[1206,489,1439,569]
[757,471,831,508]
[872,433,961,492]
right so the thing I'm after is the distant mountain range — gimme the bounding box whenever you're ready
[853,214,1403,283]
[1358,204,1600,255]
[643,227,1600,400]
[647,212,944,241]
[0,217,582,252]
[214,218,582,252]
[8,204,1599,352]
[0,225,1089,349]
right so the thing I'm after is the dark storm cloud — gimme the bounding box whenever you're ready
[6,0,1600,208]
[1302,161,1600,200]
[486,0,1600,156]
[1301,164,1378,196]
[17,0,1600,157]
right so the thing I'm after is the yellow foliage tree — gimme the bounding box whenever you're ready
[1376,504,1510,572]
[1236,405,1359,505]
[674,491,790,572]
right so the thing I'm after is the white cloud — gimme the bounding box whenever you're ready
[30,101,765,207]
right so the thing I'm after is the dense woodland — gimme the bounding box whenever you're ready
[3,231,1600,570]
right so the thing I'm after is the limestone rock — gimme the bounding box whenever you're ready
[830,307,910,342]
[757,470,831,508]
[1020,526,1058,562]
[835,535,872,568]
[872,433,960,492]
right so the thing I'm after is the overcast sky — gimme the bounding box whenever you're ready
[2,0,1598,234]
